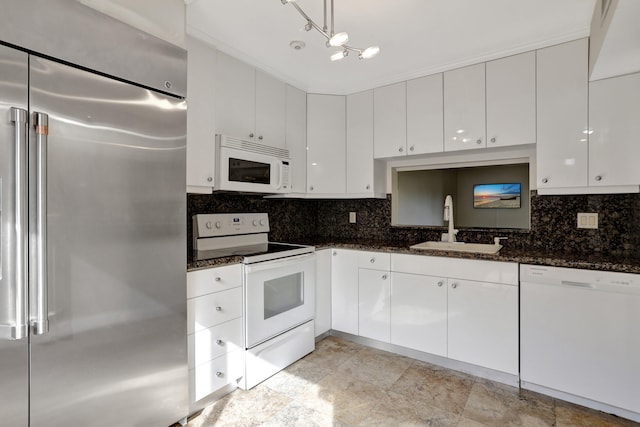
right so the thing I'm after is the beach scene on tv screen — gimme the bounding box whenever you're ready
[473,183,521,209]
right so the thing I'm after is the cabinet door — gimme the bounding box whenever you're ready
[407,74,444,154]
[286,85,307,193]
[447,279,518,374]
[314,249,332,337]
[214,51,255,140]
[306,94,346,194]
[373,82,407,158]
[536,39,588,189]
[186,36,216,192]
[358,268,391,343]
[330,250,359,335]
[486,51,536,148]
[589,72,640,187]
[255,70,286,148]
[391,272,447,356]
[346,90,375,194]
[444,63,486,151]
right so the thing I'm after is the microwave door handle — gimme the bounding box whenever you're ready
[276,161,284,190]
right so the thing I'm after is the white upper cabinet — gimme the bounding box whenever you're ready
[406,73,444,154]
[374,82,407,158]
[444,63,486,151]
[186,36,216,193]
[214,51,255,140]
[255,70,286,146]
[306,94,346,194]
[346,90,385,196]
[589,72,640,188]
[215,51,286,148]
[286,85,307,194]
[486,51,536,148]
[536,39,589,190]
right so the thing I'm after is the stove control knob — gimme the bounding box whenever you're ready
[253,220,258,226]
[215,221,222,229]
[260,219,266,226]
[205,222,212,229]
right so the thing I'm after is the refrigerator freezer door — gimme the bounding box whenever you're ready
[28,57,188,426]
[0,44,29,427]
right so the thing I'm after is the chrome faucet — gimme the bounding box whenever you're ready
[443,194,458,243]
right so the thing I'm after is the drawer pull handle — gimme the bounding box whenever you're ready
[215,306,222,312]
[370,258,375,263]
[216,371,224,378]
[216,339,224,345]
[215,276,221,282]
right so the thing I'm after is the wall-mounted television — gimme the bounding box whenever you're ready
[473,183,521,209]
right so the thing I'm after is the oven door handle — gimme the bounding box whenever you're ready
[244,253,315,273]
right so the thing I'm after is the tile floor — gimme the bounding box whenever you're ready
[185,336,639,427]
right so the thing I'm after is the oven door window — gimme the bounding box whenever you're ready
[229,158,270,184]
[263,272,303,319]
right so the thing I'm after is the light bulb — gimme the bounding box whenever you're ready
[330,50,347,61]
[359,46,380,59]
[328,32,349,47]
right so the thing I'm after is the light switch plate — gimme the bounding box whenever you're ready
[577,212,598,229]
[349,212,357,223]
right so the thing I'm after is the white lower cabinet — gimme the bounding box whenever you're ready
[389,253,518,375]
[358,268,391,343]
[390,272,447,356]
[447,278,518,374]
[331,249,359,335]
[187,264,244,408]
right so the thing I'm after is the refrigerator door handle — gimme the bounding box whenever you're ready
[0,108,29,340]
[31,111,49,336]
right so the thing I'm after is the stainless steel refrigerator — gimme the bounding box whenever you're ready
[0,37,187,427]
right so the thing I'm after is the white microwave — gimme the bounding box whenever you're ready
[215,135,291,194]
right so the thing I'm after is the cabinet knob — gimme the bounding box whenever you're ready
[333,251,337,256]
[249,133,254,138]
[258,135,264,140]
[215,306,222,312]
[382,274,387,280]
[409,145,415,152]
[207,176,213,182]
[437,281,444,287]
[541,177,549,184]
[309,185,314,191]
[216,339,223,346]
[215,276,221,282]
[490,137,496,143]
[370,258,375,263]
[451,283,458,289]
[398,147,404,153]
[595,175,602,181]
[476,139,482,145]
[216,371,224,378]
[366,185,370,190]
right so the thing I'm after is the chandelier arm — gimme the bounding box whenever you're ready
[324,0,328,33]
[289,1,330,40]
[330,0,334,36]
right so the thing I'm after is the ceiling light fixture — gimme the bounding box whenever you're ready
[280,0,380,61]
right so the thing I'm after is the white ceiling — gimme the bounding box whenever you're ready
[187,0,596,94]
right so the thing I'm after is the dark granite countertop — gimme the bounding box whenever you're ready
[187,240,640,274]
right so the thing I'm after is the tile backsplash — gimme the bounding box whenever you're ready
[187,191,640,258]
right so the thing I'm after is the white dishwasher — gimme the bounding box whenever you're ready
[520,264,640,422]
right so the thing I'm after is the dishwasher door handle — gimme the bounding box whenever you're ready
[561,280,595,289]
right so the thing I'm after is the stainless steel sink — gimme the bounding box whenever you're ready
[410,241,503,254]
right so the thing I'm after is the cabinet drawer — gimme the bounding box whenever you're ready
[188,287,243,334]
[189,348,244,403]
[188,317,243,370]
[187,264,242,298]
[358,251,390,271]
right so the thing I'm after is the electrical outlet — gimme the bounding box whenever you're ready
[349,212,357,224]
[577,212,598,229]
